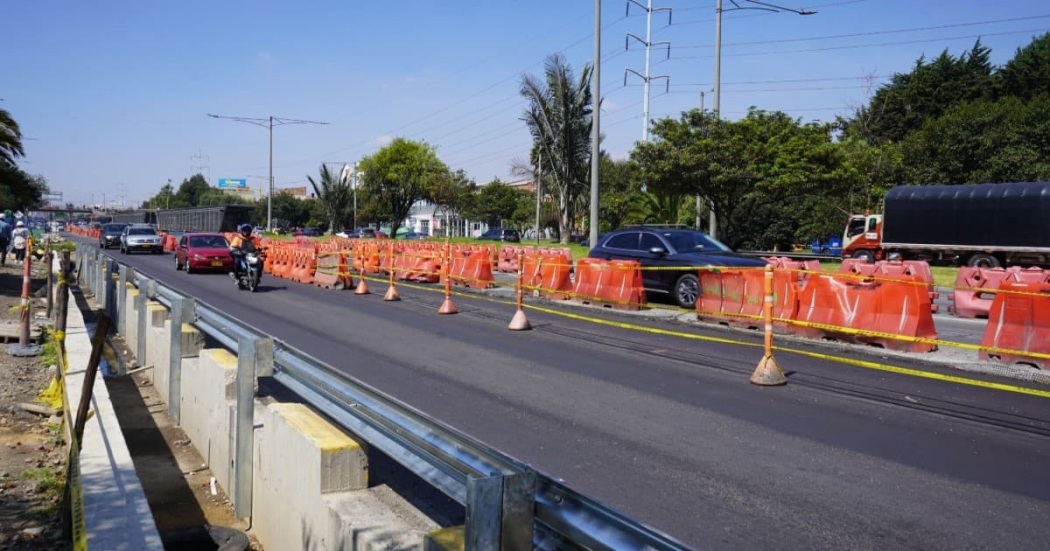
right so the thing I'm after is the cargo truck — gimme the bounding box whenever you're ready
[841,182,1050,268]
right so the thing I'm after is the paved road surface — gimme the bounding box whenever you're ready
[79,238,1050,549]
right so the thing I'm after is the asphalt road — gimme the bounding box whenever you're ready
[80,238,1050,549]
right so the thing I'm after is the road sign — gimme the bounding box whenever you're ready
[218,178,247,189]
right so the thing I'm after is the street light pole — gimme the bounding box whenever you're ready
[710,0,814,239]
[208,113,329,232]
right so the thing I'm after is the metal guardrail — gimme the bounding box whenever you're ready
[75,243,689,550]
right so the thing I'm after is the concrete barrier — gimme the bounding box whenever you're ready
[109,263,447,550]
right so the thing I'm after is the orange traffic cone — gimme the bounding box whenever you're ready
[384,284,400,301]
[354,276,370,295]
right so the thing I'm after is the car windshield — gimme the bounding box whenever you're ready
[103,224,126,233]
[189,235,227,248]
[128,228,156,236]
[663,231,731,253]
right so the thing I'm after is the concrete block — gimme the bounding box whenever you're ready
[425,526,465,551]
[324,485,441,550]
[252,402,369,551]
[124,286,139,358]
[179,349,237,486]
[147,301,167,327]
[178,324,205,358]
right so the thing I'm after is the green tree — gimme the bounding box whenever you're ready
[308,164,353,234]
[901,95,1050,184]
[598,156,644,232]
[633,109,842,249]
[636,192,690,226]
[0,108,25,168]
[141,182,176,209]
[358,138,450,237]
[172,174,211,208]
[520,54,594,244]
[845,40,993,144]
[256,192,314,230]
[996,32,1050,101]
[197,190,251,207]
[0,165,47,211]
[428,168,476,237]
[464,179,522,227]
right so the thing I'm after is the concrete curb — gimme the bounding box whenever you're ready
[62,258,163,550]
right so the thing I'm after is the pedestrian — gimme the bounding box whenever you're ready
[0,214,10,266]
[11,220,28,263]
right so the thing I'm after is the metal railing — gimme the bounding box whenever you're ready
[75,243,688,550]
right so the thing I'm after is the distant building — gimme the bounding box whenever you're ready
[276,186,311,200]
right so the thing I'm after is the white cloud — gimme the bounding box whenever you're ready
[375,135,394,146]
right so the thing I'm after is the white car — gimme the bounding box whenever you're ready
[120,225,163,254]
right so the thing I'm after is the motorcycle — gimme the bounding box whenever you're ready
[233,248,267,292]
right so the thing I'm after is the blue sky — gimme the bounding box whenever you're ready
[4,0,1048,208]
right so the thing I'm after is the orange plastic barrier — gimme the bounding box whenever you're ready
[791,273,937,352]
[979,281,1050,369]
[696,269,797,329]
[950,266,1050,318]
[570,259,644,310]
[840,260,938,313]
[522,253,572,300]
[457,251,495,289]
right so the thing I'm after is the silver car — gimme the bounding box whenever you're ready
[120,225,163,254]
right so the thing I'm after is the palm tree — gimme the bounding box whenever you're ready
[638,193,689,226]
[0,108,25,168]
[520,54,594,244]
[308,164,352,234]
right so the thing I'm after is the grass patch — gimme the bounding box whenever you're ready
[29,502,60,517]
[20,467,64,495]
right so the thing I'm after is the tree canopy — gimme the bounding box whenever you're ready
[358,138,450,237]
[521,54,594,244]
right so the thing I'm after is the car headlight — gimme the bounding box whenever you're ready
[193,254,203,260]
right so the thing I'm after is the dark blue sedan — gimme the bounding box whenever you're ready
[587,228,767,308]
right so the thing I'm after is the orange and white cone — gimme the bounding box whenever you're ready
[384,284,400,301]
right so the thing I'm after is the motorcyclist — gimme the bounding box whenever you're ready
[229,224,258,280]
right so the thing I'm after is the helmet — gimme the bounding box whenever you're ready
[16,221,24,227]
[239,224,253,235]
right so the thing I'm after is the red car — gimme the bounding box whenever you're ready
[174,233,233,273]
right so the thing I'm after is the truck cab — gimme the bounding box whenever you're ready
[841,214,883,262]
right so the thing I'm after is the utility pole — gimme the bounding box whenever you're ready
[625,0,671,142]
[590,0,601,250]
[711,0,815,238]
[208,114,329,232]
[535,151,542,245]
[190,149,210,182]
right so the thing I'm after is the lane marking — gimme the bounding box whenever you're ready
[380,274,1050,400]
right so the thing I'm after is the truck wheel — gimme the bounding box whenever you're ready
[967,253,1000,269]
[852,249,875,263]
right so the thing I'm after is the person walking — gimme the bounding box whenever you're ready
[11,220,28,264]
[0,214,11,266]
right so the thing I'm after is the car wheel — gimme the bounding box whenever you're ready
[852,249,875,263]
[174,255,181,271]
[967,253,1000,269]
[185,262,194,274]
[674,274,700,309]
[120,244,125,254]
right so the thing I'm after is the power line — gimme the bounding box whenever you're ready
[670,0,867,25]
[671,14,1050,50]
[673,27,1050,60]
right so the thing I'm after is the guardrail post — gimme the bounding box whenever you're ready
[500,470,536,549]
[117,265,128,334]
[167,296,195,423]
[466,474,502,550]
[234,336,271,518]
[102,260,114,327]
[135,277,154,370]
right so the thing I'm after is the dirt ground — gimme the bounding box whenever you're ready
[0,253,67,550]
[0,245,260,550]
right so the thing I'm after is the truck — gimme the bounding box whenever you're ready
[841,182,1050,268]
